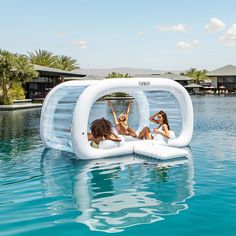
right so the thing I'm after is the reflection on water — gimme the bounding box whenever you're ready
[0,108,41,139]
[0,109,42,162]
[74,155,194,232]
[0,100,194,234]
[40,149,194,233]
[41,149,194,232]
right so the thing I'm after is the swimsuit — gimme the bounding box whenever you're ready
[153,125,164,140]
[90,141,99,149]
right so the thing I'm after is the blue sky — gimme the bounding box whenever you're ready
[1,0,236,71]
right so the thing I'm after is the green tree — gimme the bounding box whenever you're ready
[28,49,80,71]
[8,83,25,100]
[54,55,80,71]
[0,50,38,105]
[184,68,208,84]
[28,49,56,67]
[185,68,197,78]
[105,72,131,98]
[106,72,131,79]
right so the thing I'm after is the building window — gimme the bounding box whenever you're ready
[218,76,236,83]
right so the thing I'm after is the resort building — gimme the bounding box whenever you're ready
[24,66,192,101]
[207,65,236,93]
[24,65,86,100]
[79,69,191,86]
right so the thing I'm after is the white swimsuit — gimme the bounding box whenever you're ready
[153,125,165,141]
[153,125,175,143]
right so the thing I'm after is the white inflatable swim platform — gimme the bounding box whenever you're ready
[40,77,193,160]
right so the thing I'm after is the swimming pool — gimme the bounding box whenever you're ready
[0,96,236,235]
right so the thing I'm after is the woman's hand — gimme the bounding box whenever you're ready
[107,100,112,107]
[110,133,122,142]
[154,124,170,138]
[153,128,159,134]
[149,113,159,124]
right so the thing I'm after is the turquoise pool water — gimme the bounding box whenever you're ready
[0,96,236,236]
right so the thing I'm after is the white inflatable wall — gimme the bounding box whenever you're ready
[40,80,97,153]
[40,78,194,160]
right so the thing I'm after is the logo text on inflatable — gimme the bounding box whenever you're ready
[138,81,150,87]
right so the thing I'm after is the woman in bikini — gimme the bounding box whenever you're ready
[138,110,170,140]
[108,100,137,138]
[88,117,122,149]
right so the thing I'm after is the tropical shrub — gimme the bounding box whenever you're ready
[0,49,38,105]
[106,72,131,79]
[8,83,25,101]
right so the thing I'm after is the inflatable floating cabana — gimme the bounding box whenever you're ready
[40,78,193,160]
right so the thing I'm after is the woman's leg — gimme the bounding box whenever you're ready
[138,127,152,140]
[127,127,137,138]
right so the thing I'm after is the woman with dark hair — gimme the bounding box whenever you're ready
[138,110,170,140]
[88,117,122,149]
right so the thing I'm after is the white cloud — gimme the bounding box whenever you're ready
[138,31,145,36]
[192,39,200,45]
[220,24,236,46]
[156,24,191,32]
[176,40,199,49]
[205,18,225,32]
[72,40,88,48]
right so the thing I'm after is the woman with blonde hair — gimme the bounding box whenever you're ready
[108,100,137,138]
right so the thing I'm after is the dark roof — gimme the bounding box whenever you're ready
[33,64,86,77]
[207,65,236,76]
[64,75,105,81]
[134,73,191,81]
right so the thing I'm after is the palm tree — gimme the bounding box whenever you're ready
[54,55,80,71]
[184,68,208,84]
[28,49,56,67]
[185,68,197,78]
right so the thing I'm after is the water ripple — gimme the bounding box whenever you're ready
[1,97,236,235]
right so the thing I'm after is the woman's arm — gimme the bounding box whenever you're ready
[149,112,159,124]
[125,100,132,122]
[107,100,119,125]
[108,132,122,142]
[153,124,170,138]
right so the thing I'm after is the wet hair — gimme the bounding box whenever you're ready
[158,110,170,130]
[90,118,112,138]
